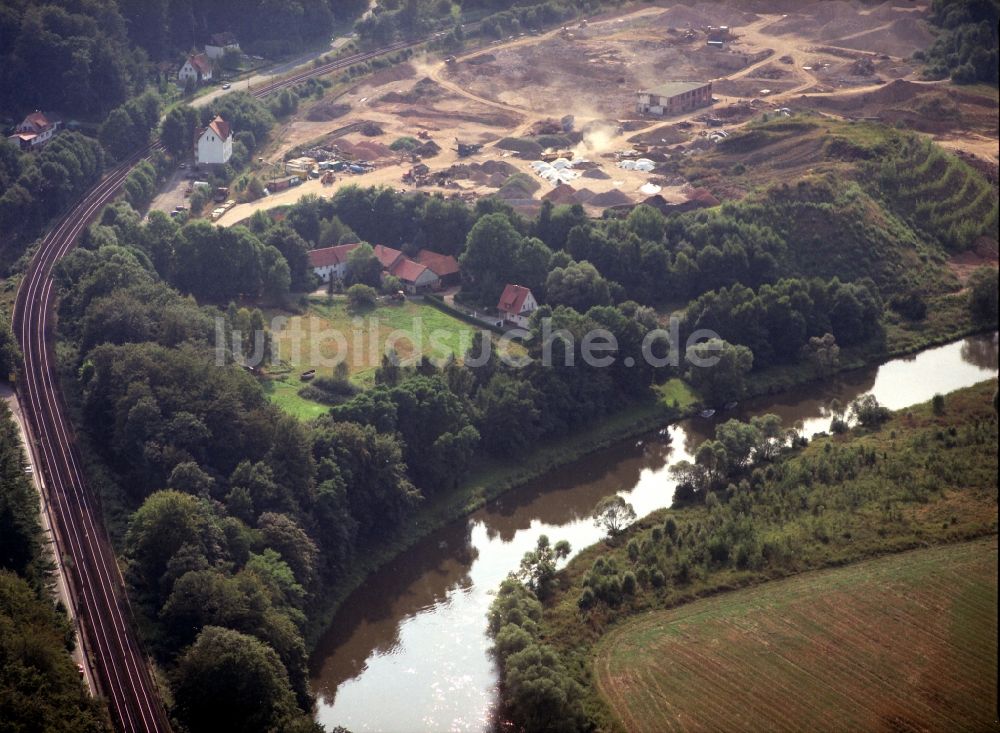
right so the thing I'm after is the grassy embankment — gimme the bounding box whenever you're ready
[523,381,998,730]
[595,537,998,733]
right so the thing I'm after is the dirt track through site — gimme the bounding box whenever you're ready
[217,0,996,228]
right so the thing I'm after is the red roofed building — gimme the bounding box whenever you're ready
[307,243,441,293]
[497,284,538,327]
[389,257,439,293]
[307,243,361,282]
[372,244,404,271]
[178,53,214,85]
[197,115,233,165]
[415,250,460,285]
[8,111,60,150]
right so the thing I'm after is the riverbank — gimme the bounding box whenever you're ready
[303,324,998,651]
[304,379,693,646]
[505,381,999,731]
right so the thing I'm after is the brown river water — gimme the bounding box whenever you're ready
[311,333,999,732]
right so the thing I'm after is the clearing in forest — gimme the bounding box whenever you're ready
[262,297,478,418]
[595,537,999,733]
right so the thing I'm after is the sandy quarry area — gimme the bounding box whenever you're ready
[216,0,997,228]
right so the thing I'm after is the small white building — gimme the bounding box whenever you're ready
[178,53,213,85]
[197,115,233,165]
[205,32,240,60]
[498,284,538,328]
[7,111,60,150]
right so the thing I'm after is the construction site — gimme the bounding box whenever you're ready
[215,0,998,227]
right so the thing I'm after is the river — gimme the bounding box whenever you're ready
[311,333,999,732]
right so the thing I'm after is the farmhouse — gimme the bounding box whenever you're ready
[307,243,361,282]
[498,284,538,328]
[205,32,240,60]
[389,258,439,294]
[197,115,233,165]
[178,53,213,84]
[636,82,713,116]
[373,244,404,271]
[307,243,441,292]
[415,250,461,286]
[7,111,60,150]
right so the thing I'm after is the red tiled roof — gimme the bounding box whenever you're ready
[390,257,431,284]
[189,53,213,75]
[208,115,231,140]
[498,284,532,315]
[307,242,360,268]
[22,112,51,131]
[373,244,403,270]
[415,250,460,277]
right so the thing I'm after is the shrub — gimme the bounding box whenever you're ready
[346,283,378,310]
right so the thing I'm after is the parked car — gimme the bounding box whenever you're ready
[222,83,231,90]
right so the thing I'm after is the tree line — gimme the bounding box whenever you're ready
[1,402,111,731]
[489,383,999,730]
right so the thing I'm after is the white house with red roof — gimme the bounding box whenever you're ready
[498,284,538,327]
[7,111,60,150]
[307,242,361,282]
[178,53,214,85]
[197,115,233,165]
[306,242,441,293]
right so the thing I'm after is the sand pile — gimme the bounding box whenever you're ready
[542,183,579,205]
[588,189,634,207]
[306,102,350,122]
[582,168,611,180]
[336,139,393,160]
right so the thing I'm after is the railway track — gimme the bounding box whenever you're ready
[11,37,420,733]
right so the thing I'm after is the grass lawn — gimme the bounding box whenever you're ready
[595,538,998,733]
[263,296,478,417]
[654,378,698,411]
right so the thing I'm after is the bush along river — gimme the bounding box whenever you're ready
[310,333,999,733]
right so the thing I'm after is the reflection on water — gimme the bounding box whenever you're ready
[311,334,998,733]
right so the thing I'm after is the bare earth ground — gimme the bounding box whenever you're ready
[213,0,998,228]
[595,537,999,733]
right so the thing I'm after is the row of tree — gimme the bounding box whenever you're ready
[0,401,111,731]
[493,382,999,731]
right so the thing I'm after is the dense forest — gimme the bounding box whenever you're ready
[917,0,999,84]
[489,383,1000,730]
[356,0,618,45]
[0,402,111,731]
[0,0,369,122]
[53,190,692,730]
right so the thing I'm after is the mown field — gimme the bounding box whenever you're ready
[263,296,479,418]
[595,538,998,733]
